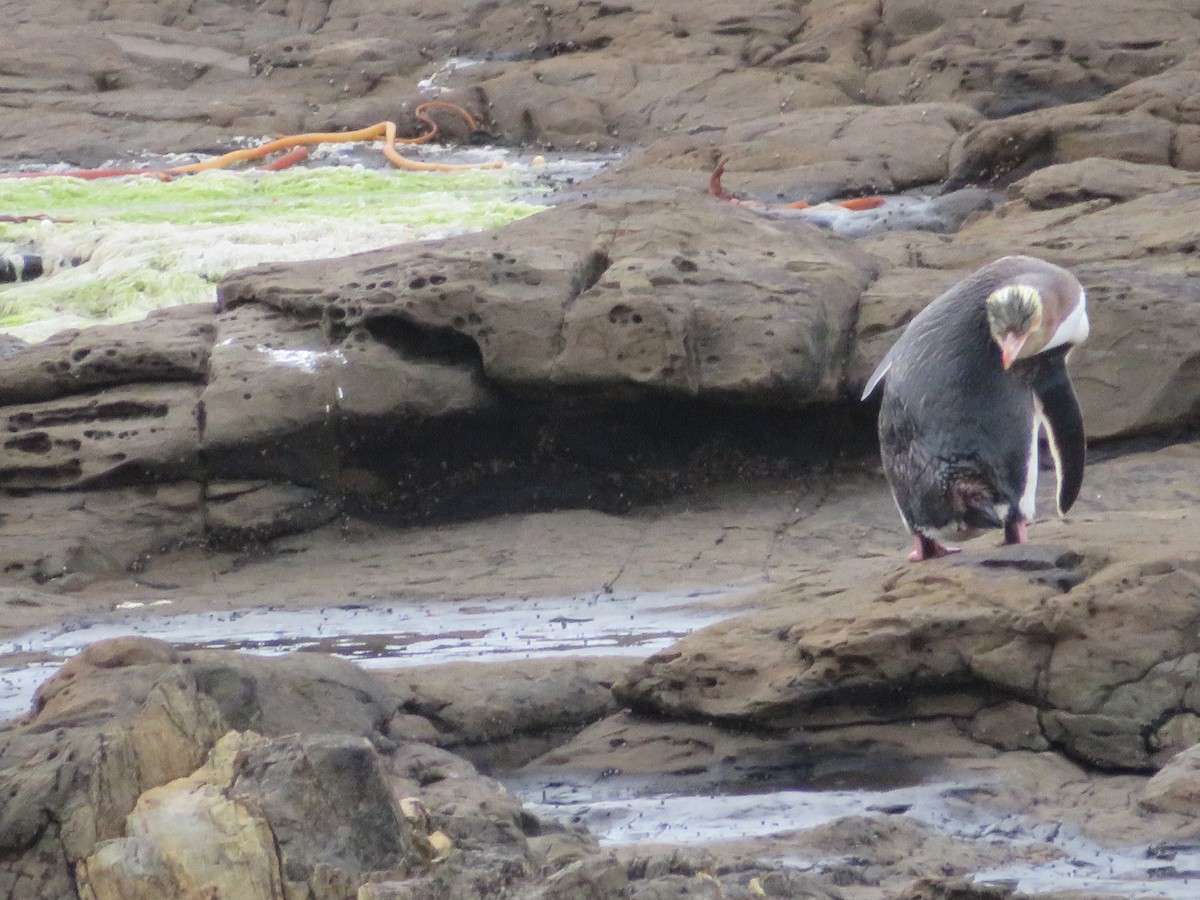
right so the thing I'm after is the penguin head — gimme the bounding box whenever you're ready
[985,276,1089,369]
[986,284,1043,369]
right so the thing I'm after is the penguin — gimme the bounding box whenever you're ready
[861,255,1090,562]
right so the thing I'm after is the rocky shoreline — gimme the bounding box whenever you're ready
[5,1,1200,898]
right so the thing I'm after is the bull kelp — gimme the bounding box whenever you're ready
[0,165,542,341]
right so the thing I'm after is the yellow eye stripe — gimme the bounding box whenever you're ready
[987,284,1042,311]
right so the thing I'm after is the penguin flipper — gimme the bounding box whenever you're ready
[861,356,893,400]
[1031,350,1086,515]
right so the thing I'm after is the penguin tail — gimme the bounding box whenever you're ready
[962,503,1004,530]
[950,477,1004,530]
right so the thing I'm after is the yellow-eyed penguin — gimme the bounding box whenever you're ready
[861,255,1089,561]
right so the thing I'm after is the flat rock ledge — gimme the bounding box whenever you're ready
[616,519,1200,773]
[4,155,1200,583]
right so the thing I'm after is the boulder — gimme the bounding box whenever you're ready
[73,728,540,900]
[947,61,1200,186]
[8,639,845,900]
[379,657,630,770]
[0,638,399,897]
[0,638,226,899]
[1141,742,1200,815]
[0,305,211,491]
[77,731,288,900]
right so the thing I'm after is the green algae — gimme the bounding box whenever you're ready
[0,167,535,226]
[0,165,543,340]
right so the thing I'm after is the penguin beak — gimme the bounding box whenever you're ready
[1000,333,1028,369]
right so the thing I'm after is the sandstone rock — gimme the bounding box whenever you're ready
[77,731,284,900]
[0,475,347,588]
[891,876,1027,900]
[461,58,848,150]
[0,306,212,491]
[202,480,341,547]
[220,192,877,402]
[597,103,981,202]
[0,0,1195,178]
[1140,743,1200,814]
[0,304,213,407]
[0,638,400,897]
[379,657,629,771]
[0,26,146,94]
[0,381,202,490]
[946,62,1200,186]
[0,638,227,898]
[0,484,204,586]
[198,302,341,489]
[862,1,1200,115]
[614,512,1200,770]
[3,638,606,899]
[247,35,425,83]
[1012,157,1200,208]
[75,727,541,900]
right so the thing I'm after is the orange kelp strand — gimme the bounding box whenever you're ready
[1,102,504,180]
[708,157,885,212]
[3,168,172,181]
[834,196,886,211]
[257,146,311,171]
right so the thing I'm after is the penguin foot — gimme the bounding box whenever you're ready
[909,534,961,562]
[1003,520,1029,545]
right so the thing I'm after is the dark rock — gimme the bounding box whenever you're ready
[229,734,424,887]
[891,876,1027,900]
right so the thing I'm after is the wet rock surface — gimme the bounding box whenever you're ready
[4,0,1200,898]
[5,448,1200,898]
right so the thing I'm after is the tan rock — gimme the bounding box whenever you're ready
[0,639,410,895]
[1012,157,1200,208]
[221,193,878,402]
[0,381,202,491]
[0,484,205,585]
[77,732,283,900]
[1142,743,1200,814]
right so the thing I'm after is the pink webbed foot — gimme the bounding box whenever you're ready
[1003,519,1028,546]
[908,533,961,562]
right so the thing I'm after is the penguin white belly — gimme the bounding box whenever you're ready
[1019,412,1040,521]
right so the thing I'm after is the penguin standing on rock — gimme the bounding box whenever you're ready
[861,255,1090,562]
